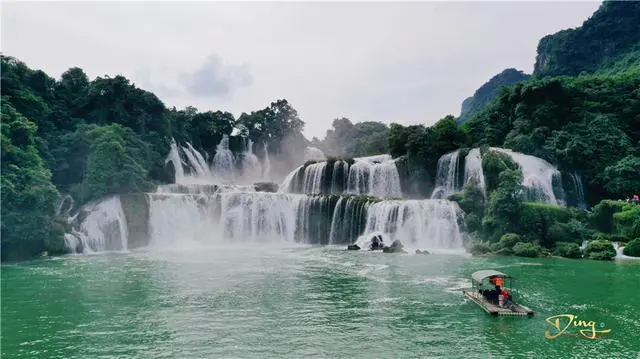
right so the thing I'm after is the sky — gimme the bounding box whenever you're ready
[2,1,601,139]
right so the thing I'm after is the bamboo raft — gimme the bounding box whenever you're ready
[463,269,535,317]
[463,290,535,317]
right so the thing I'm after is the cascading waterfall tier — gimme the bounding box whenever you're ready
[63,196,129,253]
[356,199,464,250]
[492,148,564,205]
[281,155,402,198]
[464,148,486,197]
[430,147,573,206]
[165,135,271,185]
[431,150,462,199]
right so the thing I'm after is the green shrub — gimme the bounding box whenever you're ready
[512,242,541,257]
[459,183,486,215]
[447,192,464,203]
[622,238,640,257]
[583,240,616,261]
[554,242,582,258]
[482,168,523,241]
[613,205,640,239]
[516,202,576,248]
[591,232,630,243]
[468,240,491,256]
[481,150,519,193]
[588,200,627,233]
[465,213,482,233]
[499,233,521,248]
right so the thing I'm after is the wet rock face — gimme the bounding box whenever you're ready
[347,244,361,250]
[120,193,150,249]
[382,240,407,253]
[254,182,279,193]
[369,234,385,250]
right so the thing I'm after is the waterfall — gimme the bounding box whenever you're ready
[356,199,464,250]
[263,142,271,180]
[164,136,273,185]
[493,148,562,205]
[431,150,461,199]
[241,138,262,182]
[302,162,329,195]
[63,196,129,253]
[328,196,374,244]
[347,155,402,198]
[464,148,486,196]
[568,172,587,210]
[212,135,236,182]
[165,139,185,183]
[281,155,402,198]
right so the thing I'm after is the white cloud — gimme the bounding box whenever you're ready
[1,1,601,138]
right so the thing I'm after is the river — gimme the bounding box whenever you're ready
[2,246,639,359]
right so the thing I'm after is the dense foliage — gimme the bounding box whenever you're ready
[0,55,309,261]
[623,238,640,257]
[457,68,530,125]
[1,103,63,261]
[461,70,640,203]
[534,1,640,77]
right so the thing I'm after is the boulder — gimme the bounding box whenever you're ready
[382,240,407,253]
[254,182,279,193]
[415,249,430,255]
[347,244,361,250]
[369,234,385,250]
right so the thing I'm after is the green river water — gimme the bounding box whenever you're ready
[2,246,639,359]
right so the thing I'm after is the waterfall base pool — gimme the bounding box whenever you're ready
[2,246,639,358]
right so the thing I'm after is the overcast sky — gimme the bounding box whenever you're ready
[2,1,601,139]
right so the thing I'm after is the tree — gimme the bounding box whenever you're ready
[601,156,640,197]
[1,103,61,261]
[83,124,152,202]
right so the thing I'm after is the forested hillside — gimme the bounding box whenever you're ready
[534,1,640,77]
[457,68,530,125]
[310,118,390,158]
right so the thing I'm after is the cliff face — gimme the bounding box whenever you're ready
[457,68,530,125]
[534,1,640,77]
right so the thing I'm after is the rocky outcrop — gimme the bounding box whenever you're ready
[120,193,150,249]
[254,182,279,193]
[382,240,407,253]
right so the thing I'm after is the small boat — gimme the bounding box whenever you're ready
[462,269,535,317]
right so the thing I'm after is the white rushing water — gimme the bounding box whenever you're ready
[64,196,129,253]
[356,199,464,251]
[567,172,587,210]
[431,150,461,199]
[212,135,236,182]
[280,154,402,198]
[240,138,263,183]
[165,135,270,185]
[493,148,563,205]
[464,148,486,197]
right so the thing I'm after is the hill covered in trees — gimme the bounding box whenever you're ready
[457,68,530,125]
[309,118,390,158]
[534,1,640,77]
